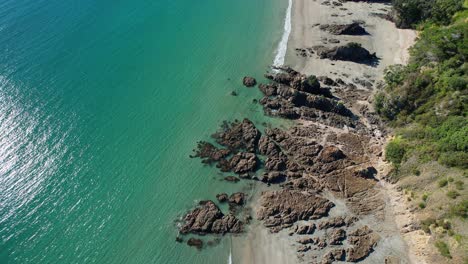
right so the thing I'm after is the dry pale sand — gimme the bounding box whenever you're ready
[286,0,417,78]
[232,0,420,263]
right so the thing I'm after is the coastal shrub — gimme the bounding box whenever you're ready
[420,218,436,233]
[438,178,449,187]
[422,193,429,202]
[435,240,452,258]
[455,180,464,190]
[385,138,406,166]
[305,75,320,90]
[418,202,426,209]
[448,200,468,218]
[392,0,465,28]
[447,190,460,199]
[431,0,465,25]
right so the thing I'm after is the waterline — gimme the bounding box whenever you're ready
[273,0,292,67]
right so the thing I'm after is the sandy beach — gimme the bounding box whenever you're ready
[234,0,419,263]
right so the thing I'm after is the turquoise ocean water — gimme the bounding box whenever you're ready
[0,0,288,263]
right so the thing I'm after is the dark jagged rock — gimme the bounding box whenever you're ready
[328,228,346,245]
[216,193,228,203]
[228,152,258,174]
[243,76,257,87]
[311,237,328,249]
[297,237,314,244]
[175,236,183,243]
[296,224,316,235]
[264,67,332,97]
[314,43,378,64]
[317,216,358,229]
[211,214,243,234]
[224,176,240,183]
[346,226,380,262]
[319,22,368,35]
[180,200,243,235]
[317,76,338,86]
[228,192,245,206]
[261,171,287,184]
[316,146,346,163]
[297,245,311,252]
[187,238,203,249]
[192,141,231,164]
[258,190,334,231]
[212,119,261,152]
[258,135,281,156]
[321,249,345,264]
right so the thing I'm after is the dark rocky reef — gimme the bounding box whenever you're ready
[242,76,257,87]
[313,42,378,64]
[258,67,357,127]
[179,200,243,235]
[257,189,335,232]
[212,119,261,153]
[319,22,368,35]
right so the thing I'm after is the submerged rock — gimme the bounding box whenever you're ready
[187,238,203,249]
[243,76,257,87]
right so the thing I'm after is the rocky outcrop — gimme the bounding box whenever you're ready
[346,226,380,262]
[319,22,368,35]
[180,200,243,235]
[313,43,378,64]
[191,141,230,164]
[212,119,260,152]
[328,228,346,245]
[228,192,245,206]
[226,152,258,174]
[257,190,334,231]
[243,76,257,87]
[216,193,228,203]
[296,224,316,235]
[321,249,345,264]
[317,216,357,230]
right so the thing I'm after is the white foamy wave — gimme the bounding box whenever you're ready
[273,0,292,67]
[228,250,232,264]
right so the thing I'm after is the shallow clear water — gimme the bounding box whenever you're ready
[0,0,287,263]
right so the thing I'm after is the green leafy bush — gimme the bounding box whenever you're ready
[447,190,460,199]
[385,139,406,166]
[435,240,452,258]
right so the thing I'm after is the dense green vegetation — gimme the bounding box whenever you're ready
[377,0,467,169]
[393,0,465,28]
[377,1,467,261]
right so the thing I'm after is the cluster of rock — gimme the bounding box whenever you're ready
[177,62,389,262]
[257,67,358,129]
[179,200,243,235]
[319,22,368,35]
[313,42,378,64]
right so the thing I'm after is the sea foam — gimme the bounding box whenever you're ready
[273,0,292,67]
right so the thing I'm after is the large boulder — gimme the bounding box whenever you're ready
[180,200,243,235]
[314,43,377,64]
[319,22,368,35]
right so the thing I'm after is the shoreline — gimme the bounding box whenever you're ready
[235,0,418,263]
